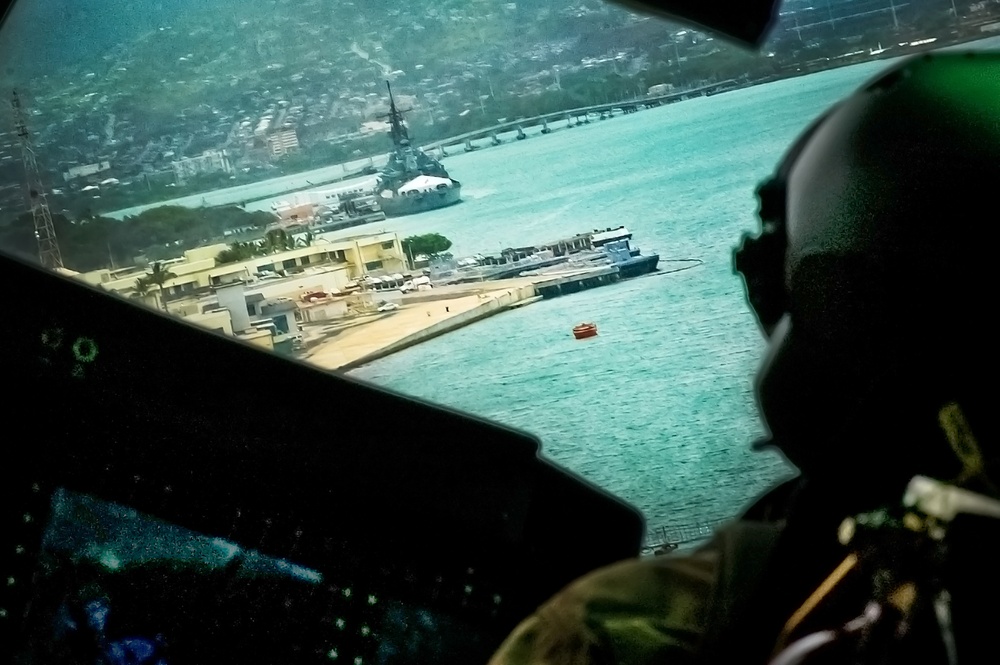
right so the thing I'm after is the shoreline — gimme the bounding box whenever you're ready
[299,260,703,373]
[299,277,542,372]
[339,283,538,372]
[96,37,993,221]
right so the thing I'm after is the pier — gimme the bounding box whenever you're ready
[298,230,710,371]
[419,80,741,154]
[303,265,640,372]
[534,266,620,298]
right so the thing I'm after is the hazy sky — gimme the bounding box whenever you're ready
[0,0,958,82]
[0,0,209,78]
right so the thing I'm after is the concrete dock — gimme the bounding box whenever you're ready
[302,279,540,371]
[340,284,537,371]
[533,265,619,298]
[300,263,689,372]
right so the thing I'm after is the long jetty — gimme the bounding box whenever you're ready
[420,79,740,153]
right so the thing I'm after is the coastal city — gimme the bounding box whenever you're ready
[1,0,998,218]
[30,73,695,373]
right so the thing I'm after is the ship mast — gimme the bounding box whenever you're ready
[386,81,409,147]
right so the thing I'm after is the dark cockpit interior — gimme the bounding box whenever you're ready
[1,244,648,663]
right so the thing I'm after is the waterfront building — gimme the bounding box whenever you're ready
[77,231,407,298]
[74,231,405,353]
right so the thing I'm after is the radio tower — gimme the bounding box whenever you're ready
[11,90,63,270]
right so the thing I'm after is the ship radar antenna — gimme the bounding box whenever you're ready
[11,89,63,270]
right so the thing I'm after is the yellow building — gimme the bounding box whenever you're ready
[185,308,235,336]
[78,231,408,300]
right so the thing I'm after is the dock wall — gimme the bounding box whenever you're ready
[340,263,684,371]
[342,284,537,370]
[400,291,492,304]
[534,266,619,298]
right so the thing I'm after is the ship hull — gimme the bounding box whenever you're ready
[378,182,462,217]
[617,253,659,279]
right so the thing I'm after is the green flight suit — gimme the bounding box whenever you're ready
[488,520,786,665]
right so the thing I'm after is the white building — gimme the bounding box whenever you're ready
[63,161,111,182]
[267,129,300,158]
[172,150,234,181]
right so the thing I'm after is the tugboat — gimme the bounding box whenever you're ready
[375,82,462,217]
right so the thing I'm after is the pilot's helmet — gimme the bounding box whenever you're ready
[734,52,1000,489]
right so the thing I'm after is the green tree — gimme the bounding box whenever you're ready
[260,229,295,254]
[145,261,177,312]
[216,241,261,264]
[402,233,453,261]
[0,204,279,272]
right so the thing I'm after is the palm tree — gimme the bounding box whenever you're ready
[145,262,177,312]
[216,242,260,264]
[132,277,162,309]
[133,277,151,298]
[261,229,294,254]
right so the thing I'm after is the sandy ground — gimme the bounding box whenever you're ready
[401,276,542,300]
[303,291,510,370]
[297,267,670,371]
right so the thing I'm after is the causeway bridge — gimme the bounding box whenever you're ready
[419,79,740,153]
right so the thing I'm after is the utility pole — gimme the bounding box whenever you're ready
[889,0,900,29]
[11,90,63,271]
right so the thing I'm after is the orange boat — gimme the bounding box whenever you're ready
[573,322,598,339]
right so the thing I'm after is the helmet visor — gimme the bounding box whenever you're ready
[733,107,836,338]
[734,178,787,337]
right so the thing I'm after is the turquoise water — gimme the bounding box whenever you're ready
[328,45,998,536]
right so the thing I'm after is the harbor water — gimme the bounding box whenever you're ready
[291,42,1000,538]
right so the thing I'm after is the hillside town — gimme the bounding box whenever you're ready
[2,0,998,220]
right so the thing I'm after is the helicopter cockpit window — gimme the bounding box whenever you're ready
[1,0,998,556]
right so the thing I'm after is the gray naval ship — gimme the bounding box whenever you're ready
[375,82,462,217]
